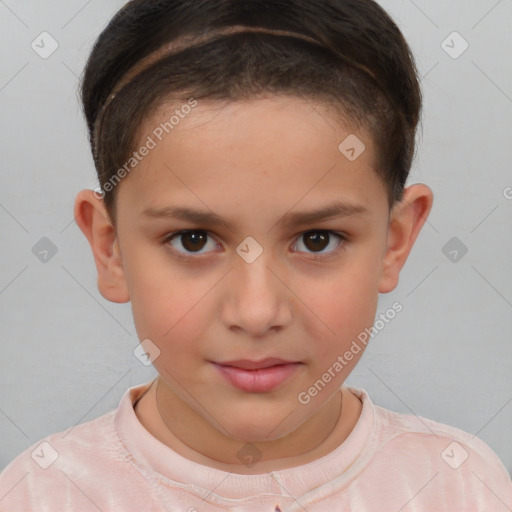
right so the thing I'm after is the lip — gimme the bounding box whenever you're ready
[216,357,297,370]
[212,360,302,393]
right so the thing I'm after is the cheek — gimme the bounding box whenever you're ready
[300,248,382,372]
[304,278,377,388]
[308,264,380,335]
[130,287,209,381]
[127,263,216,360]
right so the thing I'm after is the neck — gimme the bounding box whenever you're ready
[146,376,351,473]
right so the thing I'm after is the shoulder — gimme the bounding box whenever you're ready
[353,388,512,509]
[375,399,507,471]
[0,411,110,509]
[0,385,155,511]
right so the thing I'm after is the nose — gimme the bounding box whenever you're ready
[221,251,293,337]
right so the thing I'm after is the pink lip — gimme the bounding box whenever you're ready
[216,357,297,370]
[212,360,302,393]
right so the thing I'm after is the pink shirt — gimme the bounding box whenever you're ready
[1,381,511,511]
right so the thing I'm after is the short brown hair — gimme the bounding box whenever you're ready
[80,0,422,222]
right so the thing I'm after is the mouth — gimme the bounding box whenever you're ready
[211,358,303,393]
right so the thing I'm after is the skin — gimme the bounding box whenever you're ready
[75,96,433,474]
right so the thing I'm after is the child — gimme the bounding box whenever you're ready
[1,0,511,510]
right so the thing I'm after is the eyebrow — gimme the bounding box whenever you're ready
[142,201,368,231]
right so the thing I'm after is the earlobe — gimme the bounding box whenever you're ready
[73,190,130,303]
[378,184,434,293]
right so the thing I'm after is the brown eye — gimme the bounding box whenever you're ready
[304,231,329,251]
[167,230,216,255]
[294,230,345,257]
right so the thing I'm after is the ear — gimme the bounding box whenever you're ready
[378,184,434,293]
[73,189,130,303]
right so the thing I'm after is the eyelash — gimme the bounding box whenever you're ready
[161,230,347,261]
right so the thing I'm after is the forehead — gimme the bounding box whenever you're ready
[117,96,388,222]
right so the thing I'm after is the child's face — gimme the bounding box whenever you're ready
[78,96,431,443]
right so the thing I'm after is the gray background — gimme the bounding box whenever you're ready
[1,0,511,476]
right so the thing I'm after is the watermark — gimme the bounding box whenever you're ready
[503,186,512,200]
[441,31,469,60]
[237,442,263,467]
[442,236,468,263]
[31,441,59,469]
[134,338,161,366]
[32,237,58,263]
[31,31,59,59]
[441,441,469,469]
[93,98,198,200]
[338,134,366,161]
[236,236,264,264]
[297,301,403,405]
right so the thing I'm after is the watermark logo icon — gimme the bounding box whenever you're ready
[32,237,58,263]
[31,441,59,469]
[441,32,469,59]
[236,237,263,264]
[134,339,161,366]
[31,32,59,59]
[441,441,469,469]
[237,442,262,468]
[442,237,468,263]
[338,134,366,161]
